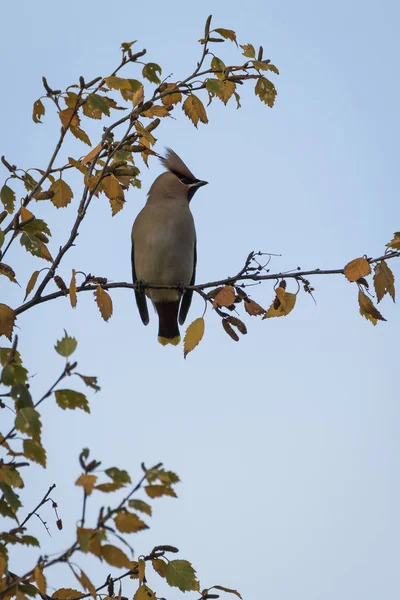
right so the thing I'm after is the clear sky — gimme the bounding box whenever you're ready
[1,0,399,598]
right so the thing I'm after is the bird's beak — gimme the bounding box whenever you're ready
[191,180,208,188]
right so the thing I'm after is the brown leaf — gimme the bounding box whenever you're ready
[145,484,176,498]
[75,474,97,495]
[52,589,84,599]
[213,285,236,308]
[183,317,205,358]
[24,270,40,300]
[358,290,386,325]
[373,260,395,303]
[50,179,73,208]
[34,565,46,596]
[344,257,371,282]
[82,143,102,166]
[59,108,80,129]
[101,544,131,568]
[264,290,297,318]
[94,286,113,321]
[69,269,77,308]
[32,99,45,124]
[114,510,148,533]
[226,316,247,335]
[386,232,400,250]
[161,84,182,105]
[0,263,17,284]
[152,558,167,578]
[244,299,266,316]
[0,304,16,340]
[222,319,239,341]
[182,95,208,128]
[20,207,34,223]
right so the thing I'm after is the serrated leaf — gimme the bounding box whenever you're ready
[20,217,51,236]
[183,318,205,359]
[23,172,38,192]
[85,94,110,118]
[386,232,400,250]
[24,270,40,301]
[213,285,236,308]
[152,558,167,578]
[0,498,18,520]
[94,286,113,321]
[101,544,131,568]
[142,63,162,84]
[134,586,156,600]
[105,77,142,92]
[0,546,7,577]
[68,157,88,174]
[64,92,79,109]
[240,43,255,57]
[0,263,17,284]
[76,474,97,495]
[77,373,100,392]
[264,289,297,318]
[358,290,386,325]
[161,84,182,105]
[115,510,148,533]
[95,481,124,493]
[70,269,77,308]
[373,260,395,302]
[23,439,46,467]
[165,560,200,592]
[49,179,73,208]
[59,108,80,128]
[245,299,266,316]
[20,232,53,262]
[55,389,89,413]
[255,76,277,107]
[0,304,16,340]
[32,99,45,124]
[70,126,91,146]
[106,467,131,484]
[1,185,16,214]
[55,331,77,357]
[253,61,279,74]
[15,407,41,439]
[0,231,5,249]
[143,105,169,117]
[145,484,176,498]
[19,535,39,546]
[183,95,208,128]
[129,499,152,516]
[214,28,238,45]
[0,482,21,512]
[344,257,371,282]
[52,589,84,599]
[76,570,96,599]
[211,56,226,80]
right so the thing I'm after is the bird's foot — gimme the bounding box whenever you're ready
[176,281,186,295]
[136,279,147,296]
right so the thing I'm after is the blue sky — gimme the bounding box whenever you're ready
[1,1,399,598]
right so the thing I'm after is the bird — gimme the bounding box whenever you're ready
[131,148,208,346]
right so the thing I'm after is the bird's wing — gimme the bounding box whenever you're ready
[131,240,149,325]
[179,241,196,326]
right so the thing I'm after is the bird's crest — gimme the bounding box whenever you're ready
[160,148,197,183]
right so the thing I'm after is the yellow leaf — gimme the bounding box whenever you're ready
[145,484,176,498]
[373,260,395,302]
[386,231,400,250]
[114,511,148,533]
[95,481,124,493]
[0,263,17,284]
[68,157,88,175]
[74,570,96,599]
[214,28,238,45]
[218,80,236,105]
[142,105,169,117]
[134,586,156,600]
[59,108,80,128]
[152,558,167,578]
[20,207,34,223]
[102,175,125,201]
[254,76,277,107]
[109,196,125,216]
[0,304,16,340]
[0,550,7,578]
[161,84,182,105]
[24,270,40,301]
[135,122,156,145]
[105,76,141,92]
[344,257,371,282]
[132,85,144,107]
[52,589,84,599]
[70,269,77,308]
[70,126,91,146]
[94,286,113,321]
[138,558,145,585]
[101,544,130,568]
[34,566,46,596]
[183,318,205,359]
[264,290,297,318]
[82,143,102,165]
[358,290,386,325]
[244,299,266,316]
[50,179,74,208]
[213,285,236,308]
[32,99,45,123]
[240,43,255,57]
[75,474,97,495]
[182,95,208,128]
[211,585,243,599]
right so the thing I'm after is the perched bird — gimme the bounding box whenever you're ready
[131,149,207,346]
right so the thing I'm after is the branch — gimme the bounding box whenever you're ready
[14,250,400,316]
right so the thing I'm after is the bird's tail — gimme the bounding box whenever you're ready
[155,301,181,346]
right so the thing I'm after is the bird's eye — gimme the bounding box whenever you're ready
[178,175,195,185]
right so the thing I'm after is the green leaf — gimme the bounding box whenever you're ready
[254,76,277,107]
[23,173,39,192]
[0,347,22,367]
[211,56,226,80]
[165,560,200,592]
[206,78,223,95]
[128,499,152,516]
[23,438,47,467]
[86,94,110,117]
[55,331,78,357]
[19,535,40,546]
[0,499,18,520]
[252,61,279,74]
[21,218,51,236]
[142,63,162,84]
[1,185,15,214]
[213,28,238,45]
[105,467,131,484]
[0,483,21,512]
[20,232,53,262]
[55,389,89,413]
[0,231,5,248]
[15,407,42,439]
[1,363,28,386]
[240,43,255,58]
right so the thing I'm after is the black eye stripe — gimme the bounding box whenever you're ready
[169,169,197,185]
